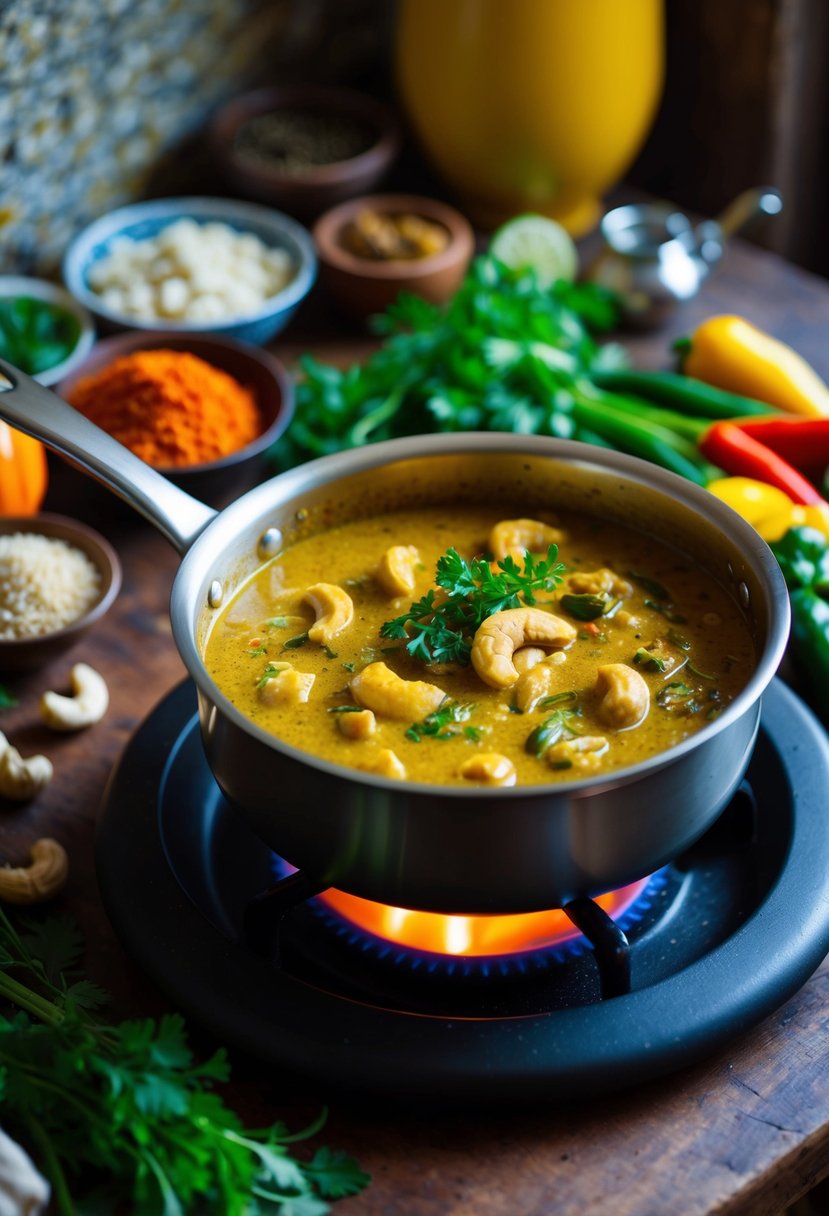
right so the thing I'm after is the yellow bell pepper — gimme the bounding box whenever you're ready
[706,476,829,541]
[681,316,829,418]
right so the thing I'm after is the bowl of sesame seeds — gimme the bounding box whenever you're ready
[0,515,122,672]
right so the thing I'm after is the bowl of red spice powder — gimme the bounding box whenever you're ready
[58,333,294,506]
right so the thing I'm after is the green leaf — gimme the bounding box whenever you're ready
[405,700,477,742]
[559,593,610,621]
[19,916,84,984]
[282,631,310,651]
[0,685,17,709]
[525,707,579,756]
[304,1146,372,1199]
[62,979,111,1013]
[633,647,667,672]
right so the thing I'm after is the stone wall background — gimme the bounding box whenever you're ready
[0,0,340,274]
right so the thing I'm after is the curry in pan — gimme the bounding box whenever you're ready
[203,505,756,787]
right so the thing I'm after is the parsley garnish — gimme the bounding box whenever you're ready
[0,685,17,709]
[0,908,369,1212]
[405,700,478,742]
[282,631,310,650]
[381,544,565,665]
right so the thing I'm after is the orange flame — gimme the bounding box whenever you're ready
[318,877,651,958]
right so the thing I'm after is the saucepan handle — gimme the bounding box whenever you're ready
[0,358,217,554]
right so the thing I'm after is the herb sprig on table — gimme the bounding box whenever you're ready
[271,257,719,485]
[0,908,369,1215]
[381,544,565,665]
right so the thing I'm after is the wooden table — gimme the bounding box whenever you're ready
[4,231,829,1216]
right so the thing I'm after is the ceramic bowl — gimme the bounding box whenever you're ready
[62,196,317,345]
[0,277,95,387]
[209,85,402,219]
[0,513,122,673]
[57,331,294,506]
[312,193,475,321]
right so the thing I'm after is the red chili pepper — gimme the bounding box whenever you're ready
[699,420,828,505]
[729,417,829,479]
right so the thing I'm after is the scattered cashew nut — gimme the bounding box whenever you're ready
[594,663,650,730]
[0,733,53,802]
[471,608,576,689]
[350,661,445,721]
[0,838,68,904]
[376,544,421,597]
[489,518,564,562]
[40,663,109,732]
[512,651,568,713]
[458,752,517,787]
[302,583,354,646]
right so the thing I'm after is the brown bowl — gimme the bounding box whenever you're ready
[209,85,402,219]
[0,513,122,673]
[312,193,475,321]
[58,332,294,507]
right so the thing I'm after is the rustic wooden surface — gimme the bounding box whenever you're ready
[3,230,829,1216]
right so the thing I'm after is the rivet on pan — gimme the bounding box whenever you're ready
[737,581,750,609]
[257,527,282,560]
[207,580,224,609]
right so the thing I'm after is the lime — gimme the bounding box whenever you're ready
[490,214,579,286]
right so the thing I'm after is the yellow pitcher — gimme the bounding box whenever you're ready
[395,0,664,235]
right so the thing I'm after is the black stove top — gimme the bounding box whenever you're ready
[96,678,829,1104]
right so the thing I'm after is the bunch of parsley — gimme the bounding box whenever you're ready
[0,909,369,1215]
[381,544,566,665]
[272,257,715,484]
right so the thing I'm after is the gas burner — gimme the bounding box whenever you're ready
[96,678,829,1103]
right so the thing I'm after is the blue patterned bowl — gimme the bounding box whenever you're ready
[62,196,317,345]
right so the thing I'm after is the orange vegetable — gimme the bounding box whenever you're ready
[0,422,48,515]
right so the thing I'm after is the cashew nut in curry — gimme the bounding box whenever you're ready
[203,504,756,787]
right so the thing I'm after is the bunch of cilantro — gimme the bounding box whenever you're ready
[0,909,368,1215]
[272,257,714,485]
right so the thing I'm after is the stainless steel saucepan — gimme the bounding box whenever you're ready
[0,360,790,913]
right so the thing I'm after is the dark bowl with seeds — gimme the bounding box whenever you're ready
[210,85,402,220]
